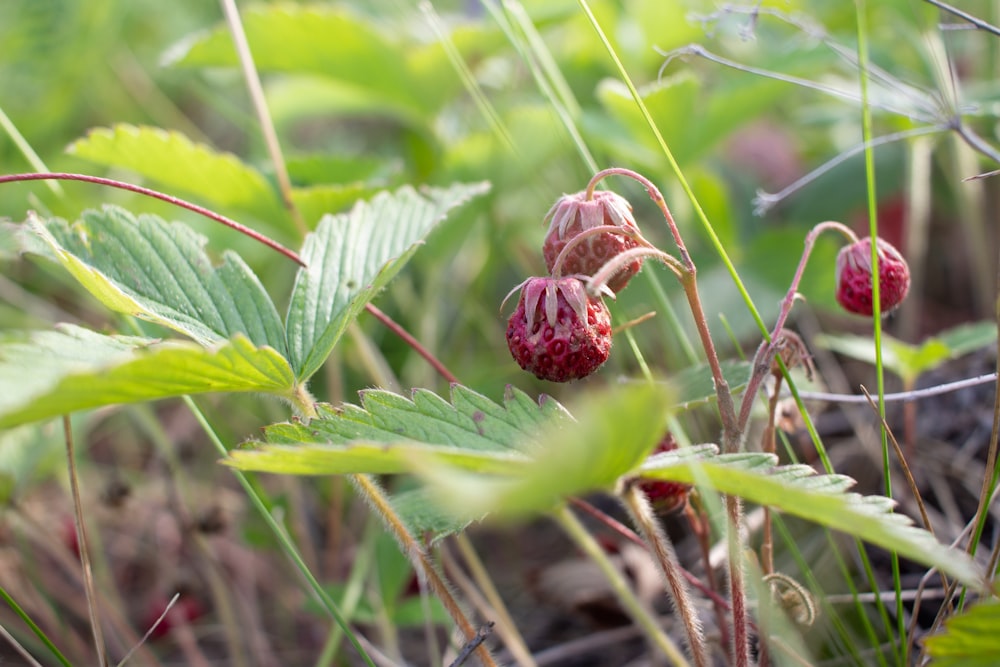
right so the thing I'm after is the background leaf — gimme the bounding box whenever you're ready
[32,206,287,352]
[816,322,997,384]
[0,326,295,429]
[285,182,489,381]
[68,124,283,219]
[166,5,434,122]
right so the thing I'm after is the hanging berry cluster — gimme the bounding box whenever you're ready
[504,188,644,382]
[503,168,912,385]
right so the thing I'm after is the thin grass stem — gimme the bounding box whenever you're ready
[62,416,108,667]
[0,586,72,667]
[219,0,306,237]
[181,396,377,667]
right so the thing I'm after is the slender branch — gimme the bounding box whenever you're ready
[365,303,459,384]
[923,0,1000,36]
[620,484,708,667]
[0,172,304,266]
[726,496,750,667]
[63,416,108,667]
[586,167,692,268]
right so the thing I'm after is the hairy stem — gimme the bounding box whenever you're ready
[350,474,497,667]
[726,496,750,667]
[621,485,707,667]
[553,504,691,667]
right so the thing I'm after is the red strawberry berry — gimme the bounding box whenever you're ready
[505,276,612,382]
[638,433,691,513]
[835,236,910,316]
[543,190,643,293]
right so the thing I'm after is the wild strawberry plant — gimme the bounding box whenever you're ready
[1,2,998,666]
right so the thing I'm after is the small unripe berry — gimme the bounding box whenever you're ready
[505,276,612,382]
[637,433,690,513]
[835,236,910,316]
[543,190,642,293]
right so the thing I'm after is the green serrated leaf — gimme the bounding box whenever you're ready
[637,452,985,589]
[68,125,282,218]
[32,206,286,352]
[285,182,490,381]
[0,326,295,429]
[923,600,1000,666]
[418,383,671,519]
[226,384,555,476]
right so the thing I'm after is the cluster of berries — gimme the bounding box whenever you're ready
[505,190,644,382]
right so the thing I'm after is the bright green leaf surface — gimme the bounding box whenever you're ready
[33,207,286,352]
[285,182,489,381]
[167,6,432,119]
[924,600,1000,666]
[68,125,282,218]
[227,441,528,476]
[638,451,986,589]
[0,326,295,429]
[419,384,671,519]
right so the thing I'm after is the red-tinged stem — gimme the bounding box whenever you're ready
[549,224,647,278]
[735,220,858,432]
[364,303,459,384]
[586,167,693,269]
[569,498,737,615]
[727,495,750,667]
[0,172,305,266]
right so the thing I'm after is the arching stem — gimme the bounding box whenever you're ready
[736,220,859,432]
[0,172,304,266]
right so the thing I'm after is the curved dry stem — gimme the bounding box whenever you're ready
[63,416,108,667]
[220,0,307,237]
[620,484,708,667]
[0,172,305,266]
